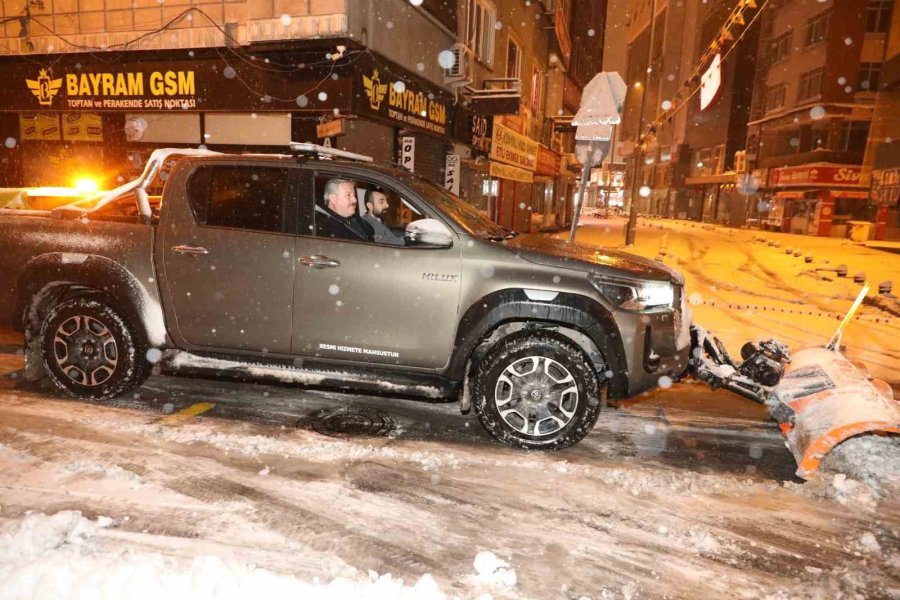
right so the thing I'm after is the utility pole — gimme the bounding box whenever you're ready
[624,0,659,246]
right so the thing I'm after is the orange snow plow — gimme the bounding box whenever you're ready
[771,346,899,479]
[691,284,900,480]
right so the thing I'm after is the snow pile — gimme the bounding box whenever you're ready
[857,532,881,554]
[60,460,143,488]
[471,551,517,587]
[820,435,900,498]
[0,511,446,600]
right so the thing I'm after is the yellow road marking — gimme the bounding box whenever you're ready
[158,402,216,425]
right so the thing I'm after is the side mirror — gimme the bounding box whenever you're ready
[405,218,453,248]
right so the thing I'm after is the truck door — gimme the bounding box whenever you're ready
[290,170,463,370]
[159,162,297,354]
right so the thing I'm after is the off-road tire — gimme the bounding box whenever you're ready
[472,330,602,450]
[41,296,150,401]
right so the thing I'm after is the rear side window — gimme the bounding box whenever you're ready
[188,165,289,233]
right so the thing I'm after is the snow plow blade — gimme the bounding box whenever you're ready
[770,347,900,480]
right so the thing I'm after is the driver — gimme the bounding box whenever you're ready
[315,178,374,243]
[363,189,405,246]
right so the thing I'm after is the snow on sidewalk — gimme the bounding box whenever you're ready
[0,511,446,600]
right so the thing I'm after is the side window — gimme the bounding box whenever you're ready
[311,175,425,246]
[188,165,289,233]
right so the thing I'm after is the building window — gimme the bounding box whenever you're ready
[838,121,871,153]
[530,65,545,117]
[506,37,522,81]
[866,0,892,33]
[769,31,792,64]
[805,11,830,46]
[797,67,824,101]
[466,0,496,64]
[858,62,882,91]
[765,84,787,112]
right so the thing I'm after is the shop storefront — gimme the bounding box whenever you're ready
[489,122,538,232]
[454,111,494,217]
[532,144,562,231]
[766,164,872,237]
[684,173,738,223]
[872,167,900,240]
[0,39,459,189]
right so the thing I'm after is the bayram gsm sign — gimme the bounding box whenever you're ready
[65,70,196,109]
[25,67,198,110]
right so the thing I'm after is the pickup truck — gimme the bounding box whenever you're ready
[0,144,691,450]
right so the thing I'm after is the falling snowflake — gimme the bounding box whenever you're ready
[661,100,672,110]
[296,95,309,107]
[223,66,236,79]
[437,50,456,69]
[318,91,328,101]
[4,137,16,148]
[280,14,291,26]
[394,81,406,93]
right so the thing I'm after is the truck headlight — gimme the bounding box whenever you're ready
[589,275,674,311]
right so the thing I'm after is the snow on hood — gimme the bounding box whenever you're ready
[502,234,684,284]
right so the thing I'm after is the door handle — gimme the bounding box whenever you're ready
[172,245,210,256]
[299,255,341,269]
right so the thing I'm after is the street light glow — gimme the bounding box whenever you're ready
[74,177,99,196]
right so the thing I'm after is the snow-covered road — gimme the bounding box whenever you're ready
[1,218,898,599]
[566,217,900,385]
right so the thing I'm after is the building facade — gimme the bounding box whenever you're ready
[617,0,701,216]
[866,0,900,240]
[745,0,891,237]
[0,0,606,233]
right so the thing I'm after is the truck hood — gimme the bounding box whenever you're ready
[502,234,684,284]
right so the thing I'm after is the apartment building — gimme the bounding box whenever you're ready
[745,0,891,237]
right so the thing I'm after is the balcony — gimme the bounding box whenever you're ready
[760,149,865,169]
[462,78,522,116]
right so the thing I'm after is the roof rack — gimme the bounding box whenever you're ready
[288,141,373,163]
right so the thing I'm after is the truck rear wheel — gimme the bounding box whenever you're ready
[472,330,603,450]
[41,296,150,401]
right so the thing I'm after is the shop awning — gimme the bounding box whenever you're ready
[685,172,737,185]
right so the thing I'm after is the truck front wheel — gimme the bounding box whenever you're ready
[41,296,151,400]
[472,330,603,450]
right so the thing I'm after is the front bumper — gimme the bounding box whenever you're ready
[615,287,693,397]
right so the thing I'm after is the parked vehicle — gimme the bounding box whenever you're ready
[0,144,691,450]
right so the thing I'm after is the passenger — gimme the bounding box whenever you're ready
[315,178,375,243]
[363,189,405,246]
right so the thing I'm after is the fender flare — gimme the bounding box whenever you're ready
[15,253,168,347]
[447,289,629,398]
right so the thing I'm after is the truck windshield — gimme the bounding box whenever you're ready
[402,176,513,240]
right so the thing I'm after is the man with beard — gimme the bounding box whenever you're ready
[363,189,405,246]
[315,178,375,242]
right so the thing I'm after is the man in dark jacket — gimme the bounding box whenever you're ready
[315,178,375,243]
